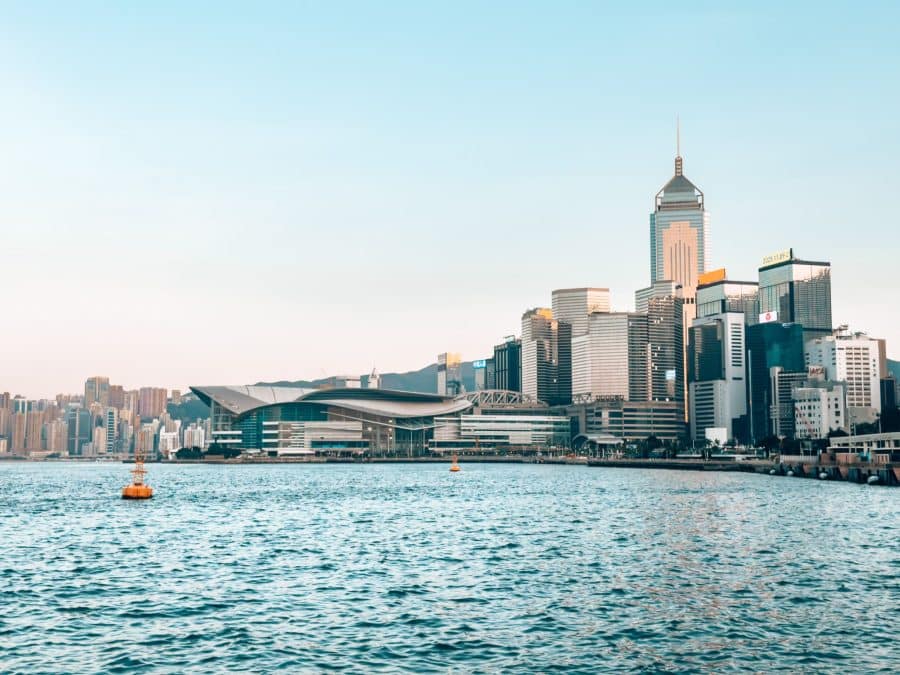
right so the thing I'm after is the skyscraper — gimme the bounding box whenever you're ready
[521,308,567,405]
[138,387,168,420]
[493,337,521,392]
[695,270,759,324]
[551,288,611,337]
[84,376,110,407]
[758,249,832,341]
[648,294,685,405]
[649,135,709,299]
[746,321,806,442]
[571,312,649,402]
[688,312,748,442]
[436,353,462,396]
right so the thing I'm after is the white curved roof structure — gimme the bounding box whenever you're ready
[190,385,472,419]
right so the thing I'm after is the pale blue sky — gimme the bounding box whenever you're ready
[2,1,898,397]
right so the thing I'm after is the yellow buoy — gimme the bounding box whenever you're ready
[122,446,153,499]
[450,453,460,472]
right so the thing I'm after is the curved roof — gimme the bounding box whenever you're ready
[190,385,472,419]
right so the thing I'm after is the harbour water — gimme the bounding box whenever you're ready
[1,462,898,672]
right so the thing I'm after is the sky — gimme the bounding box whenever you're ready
[1,1,898,398]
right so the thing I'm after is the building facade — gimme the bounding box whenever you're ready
[521,308,569,406]
[193,385,473,456]
[493,337,521,392]
[436,352,463,396]
[431,414,572,454]
[793,381,846,440]
[758,249,832,341]
[805,332,881,425]
[746,321,806,441]
[551,288,611,337]
[688,312,748,442]
[567,400,685,442]
[696,273,759,324]
[649,153,709,299]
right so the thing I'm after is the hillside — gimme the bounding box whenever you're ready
[258,361,478,394]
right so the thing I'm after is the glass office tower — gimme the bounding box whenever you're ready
[758,252,832,341]
[696,278,759,324]
[649,153,709,297]
[746,322,806,442]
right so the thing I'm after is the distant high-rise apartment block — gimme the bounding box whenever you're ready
[108,384,125,410]
[649,142,709,299]
[65,406,92,456]
[758,248,832,341]
[138,387,167,420]
[84,376,110,407]
[104,407,119,454]
[436,353,462,396]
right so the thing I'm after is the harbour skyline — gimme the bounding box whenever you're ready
[2,2,899,398]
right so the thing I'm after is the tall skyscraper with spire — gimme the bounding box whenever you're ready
[649,123,709,300]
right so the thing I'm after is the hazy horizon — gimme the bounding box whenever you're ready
[2,2,899,398]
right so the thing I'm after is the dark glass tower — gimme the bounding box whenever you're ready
[648,295,685,404]
[493,338,522,392]
[746,322,806,442]
[758,251,832,342]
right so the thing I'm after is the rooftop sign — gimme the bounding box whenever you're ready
[761,248,793,267]
[759,310,778,324]
[697,268,726,286]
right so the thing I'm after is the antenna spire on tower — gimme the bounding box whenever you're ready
[676,115,680,156]
[674,115,683,176]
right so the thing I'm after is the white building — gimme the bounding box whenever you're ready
[159,430,180,457]
[805,332,881,425]
[688,312,747,442]
[551,288,611,338]
[431,414,571,453]
[182,422,206,449]
[793,382,846,440]
[572,312,630,400]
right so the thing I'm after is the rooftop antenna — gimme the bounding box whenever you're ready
[675,115,683,176]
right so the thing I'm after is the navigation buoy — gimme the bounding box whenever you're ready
[122,446,153,499]
[450,453,460,473]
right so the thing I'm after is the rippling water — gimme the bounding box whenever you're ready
[1,462,898,673]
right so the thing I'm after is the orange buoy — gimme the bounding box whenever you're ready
[450,453,460,472]
[122,483,153,499]
[122,446,153,499]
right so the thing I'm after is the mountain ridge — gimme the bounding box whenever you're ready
[257,361,478,394]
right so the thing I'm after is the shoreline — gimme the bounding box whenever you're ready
[3,455,896,486]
